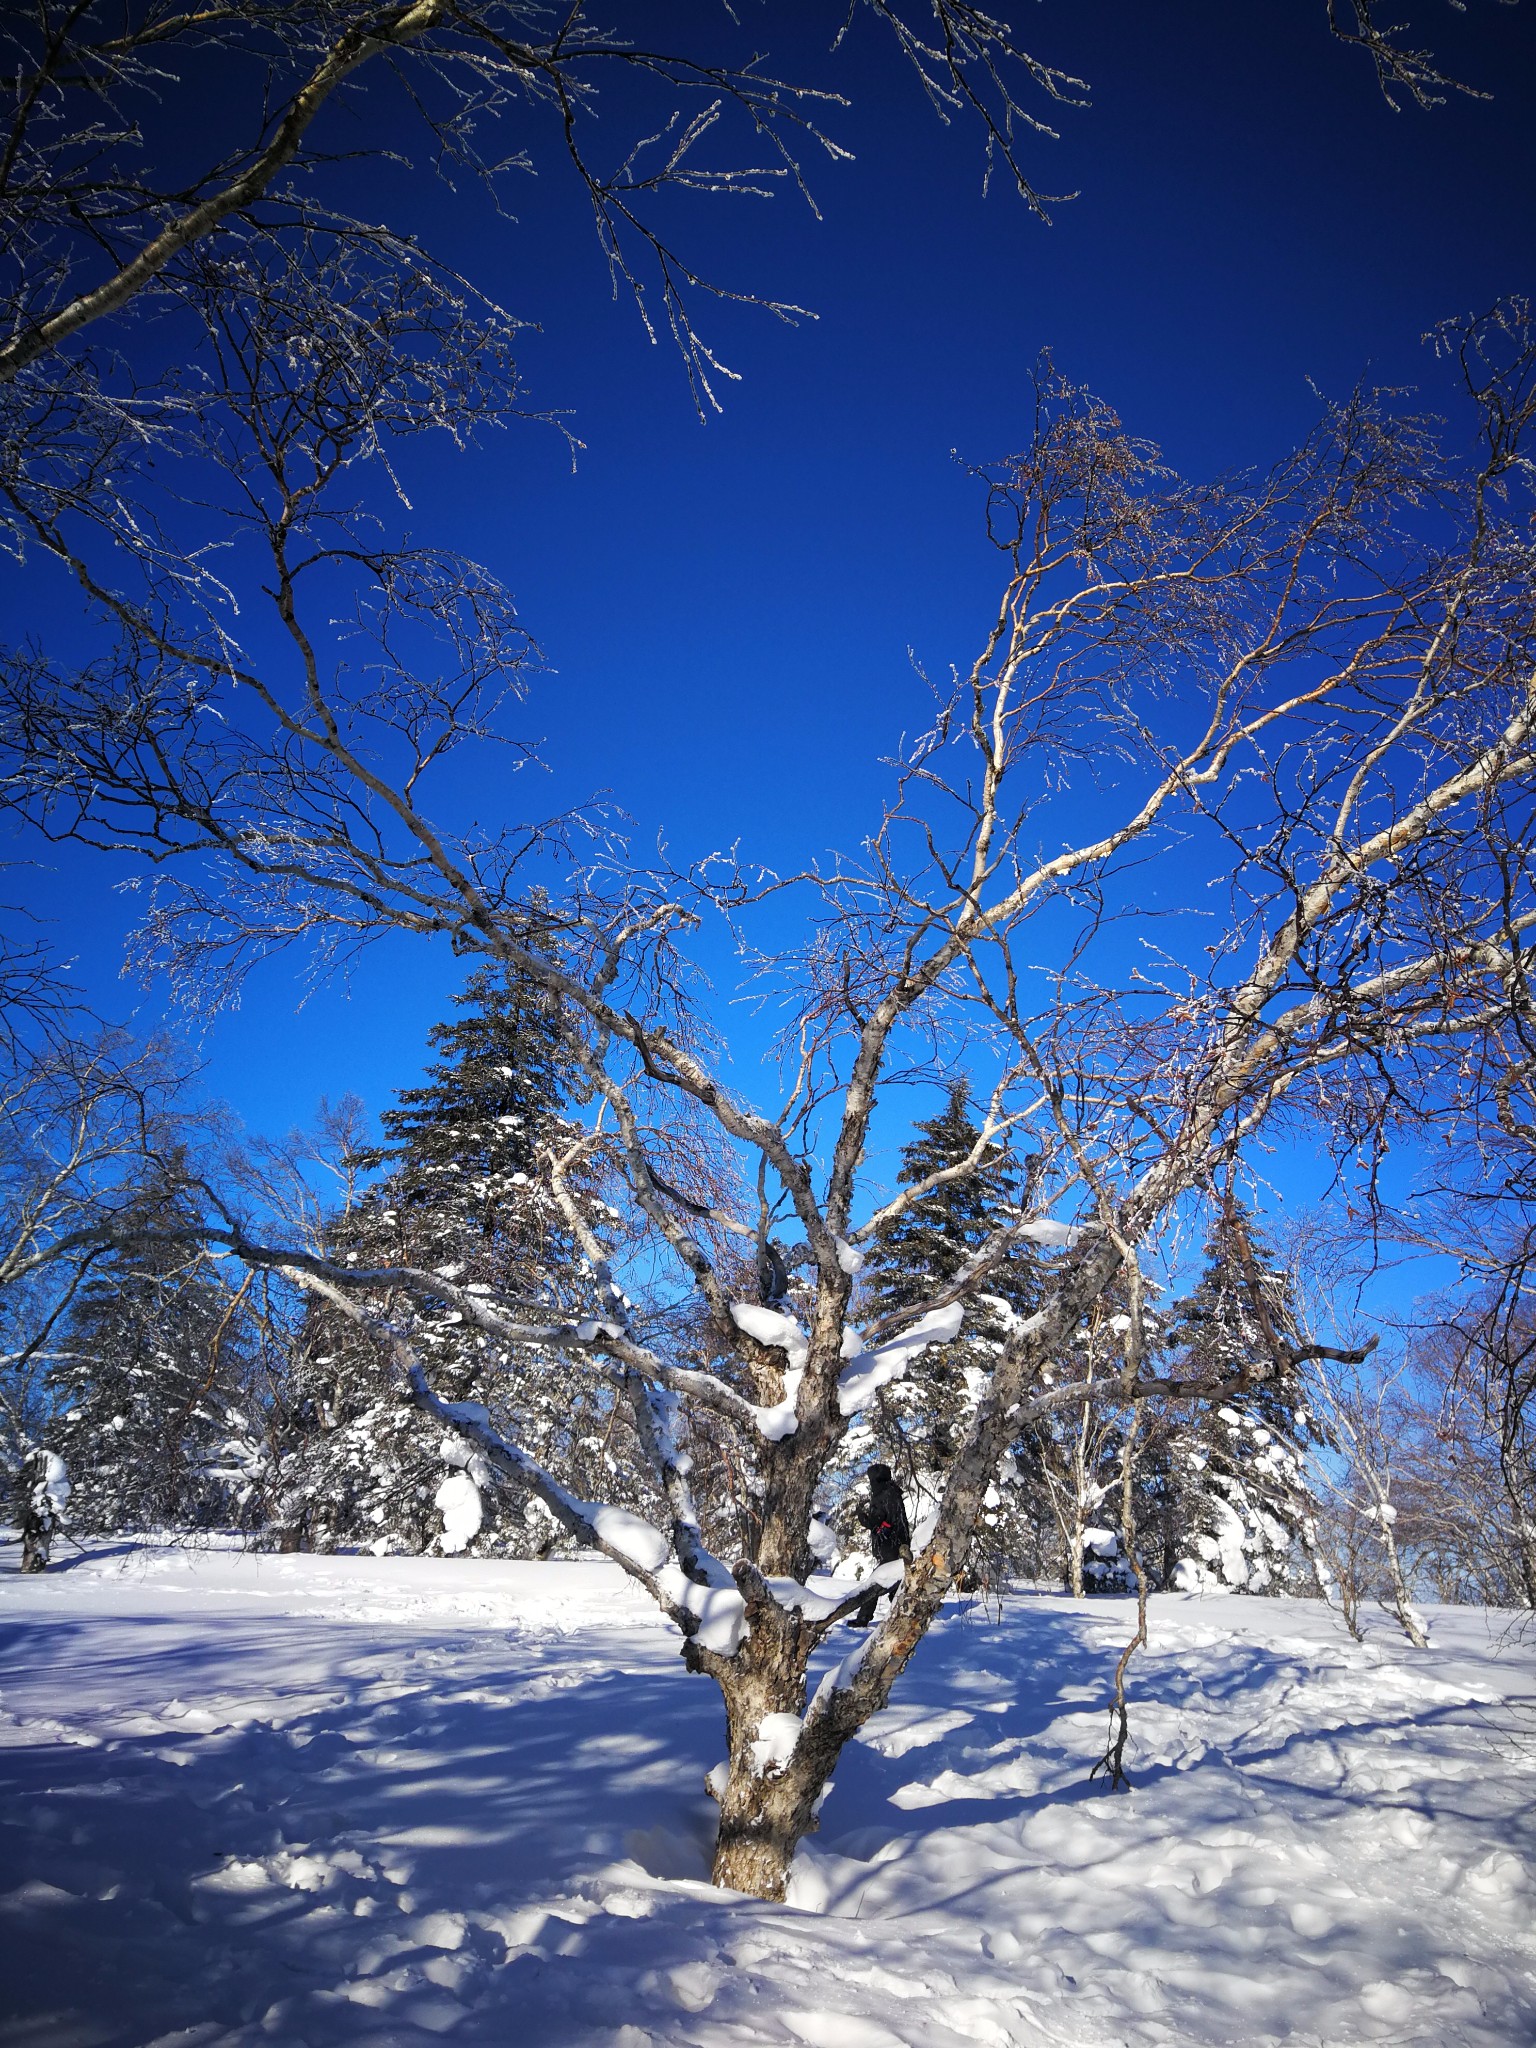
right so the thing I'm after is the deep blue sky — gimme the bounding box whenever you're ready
[20,0,1536,1220]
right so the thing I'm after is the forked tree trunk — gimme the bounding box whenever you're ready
[703,1245,1127,1897]
[707,1610,819,1897]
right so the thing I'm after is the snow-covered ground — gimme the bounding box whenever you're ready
[2,1541,1533,2047]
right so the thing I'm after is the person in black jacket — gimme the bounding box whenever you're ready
[848,1462,912,1627]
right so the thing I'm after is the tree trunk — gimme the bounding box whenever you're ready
[20,1519,50,1572]
[708,1622,816,1899]
[1515,1512,1536,1612]
[1498,1449,1536,1609]
[1372,1500,1429,1648]
[17,1452,59,1573]
[1065,1498,1086,1598]
[712,1754,819,1900]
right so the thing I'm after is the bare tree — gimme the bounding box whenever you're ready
[1390,1266,1536,1608]
[1,0,1512,683]
[0,0,1491,398]
[1304,1351,1432,1647]
[1315,1064,1536,1610]
[3,286,1532,1887]
[1438,1279,1536,1603]
[1028,1305,1128,1598]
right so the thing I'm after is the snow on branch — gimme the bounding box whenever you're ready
[837,1300,965,1416]
[731,1301,810,1441]
[416,1374,748,1656]
[94,1224,764,1432]
[1017,1217,1084,1248]
[730,1301,809,1369]
[270,1254,749,1657]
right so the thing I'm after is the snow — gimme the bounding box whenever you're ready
[589,1504,672,1576]
[656,1565,748,1658]
[732,1305,812,1439]
[434,1471,484,1554]
[3,1538,1535,2048]
[807,1628,875,1720]
[765,1575,848,1622]
[575,1319,626,1344]
[750,1712,803,1778]
[436,1436,493,1554]
[1193,1494,1252,1589]
[1017,1217,1084,1248]
[32,1450,69,1516]
[836,1301,965,1417]
[750,1367,805,1445]
[730,1302,810,1371]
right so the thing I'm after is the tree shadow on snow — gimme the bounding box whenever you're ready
[0,1607,728,2046]
[3,1594,1531,2047]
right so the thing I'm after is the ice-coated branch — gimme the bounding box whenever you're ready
[0,2,458,384]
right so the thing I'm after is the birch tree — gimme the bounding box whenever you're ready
[0,0,1527,1884]
[3,293,1533,1888]
[1305,1354,1432,1647]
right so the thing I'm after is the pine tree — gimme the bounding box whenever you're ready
[277,971,608,1556]
[52,1161,261,1532]
[848,1085,1040,1569]
[1157,1209,1323,1594]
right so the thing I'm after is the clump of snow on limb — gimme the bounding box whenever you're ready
[732,1304,811,1442]
[837,1302,965,1417]
[434,1436,493,1555]
[657,1563,747,1657]
[33,1452,70,1518]
[1017,1217,1084,1248]
[731,1303,809,1370]
[589,1505,672,1576]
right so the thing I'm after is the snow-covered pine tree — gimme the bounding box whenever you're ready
[277,970,612,1556]
[1157,1209,1323,1594]
[847,1084,1042,1575]
[51,1160,261,1532]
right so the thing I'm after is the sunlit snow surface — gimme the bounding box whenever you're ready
[2,1541,1534,2047]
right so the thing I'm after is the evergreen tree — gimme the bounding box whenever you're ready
[1156,1209,1324,1594]
[277,971,610,1556]
[847,1085,1041,1569]
[52,1161,261,1532]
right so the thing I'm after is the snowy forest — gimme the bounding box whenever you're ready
[2,3,1535,2044]
[10,1008,1529,1633]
